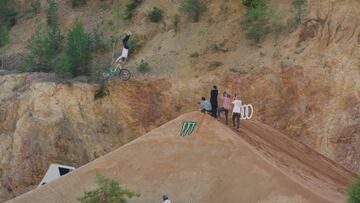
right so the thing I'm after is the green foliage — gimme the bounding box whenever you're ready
[94,84,110,100]
[0,28,9,47]
[48,25,62,51]
[66,20,92,76]
[242,0,266,8]
[77,172,140,203]
[148,7,164,23]
[0,0,17,30]
[348,175,360,203]
[31,0,41,15]
[46,0,62,51]
[24,25,57,72]
[55,54,72,75]
[173,14,180,32]
[127,35,140,54]
[137,59,149,73]
[46,0,58,27]
[179,0,206,22]
[242,0,276,43]
[71,0,86,8]
[123,0,143,20]
[292,0,307,24]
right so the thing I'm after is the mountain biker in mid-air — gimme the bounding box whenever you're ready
[116,31,132,63]
[99,31,132,81]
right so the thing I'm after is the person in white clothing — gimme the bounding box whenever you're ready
[115,31,132,63]
[232,95,242,129]
[163,195,172,203]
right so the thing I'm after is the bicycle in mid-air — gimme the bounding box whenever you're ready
[99,61,131,81]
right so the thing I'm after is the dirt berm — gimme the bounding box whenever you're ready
[7,112,356,203]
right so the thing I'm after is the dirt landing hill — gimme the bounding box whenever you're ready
[7,112,356,203]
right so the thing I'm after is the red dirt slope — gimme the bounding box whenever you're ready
[7,112,356,203]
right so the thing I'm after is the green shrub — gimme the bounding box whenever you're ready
[31,0,41,14]
[137,59,149,73]
[0,0,17,29]
[23,25,57,72]
[66,20,92,76]
[148,7,163,23]
[242,0,266,8]
[242,3,273,43]
[55,54,71,75]
[46,0,62,51]
[180,0,206,22]
[123,0,143,20]
[0,28,9,47]
[48,25,62,51]
[46,0,58,27]
[77,172,140,203]
[71,0,86,7]
[348,175,360,203]
[128,35,140,54]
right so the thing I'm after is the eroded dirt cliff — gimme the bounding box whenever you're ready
[0,73,180,201]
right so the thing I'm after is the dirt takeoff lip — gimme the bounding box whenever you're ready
[7,112,356,203]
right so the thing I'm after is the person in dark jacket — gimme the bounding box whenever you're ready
[210,85,218,118]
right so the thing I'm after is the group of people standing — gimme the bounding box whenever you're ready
[199,86,242,129]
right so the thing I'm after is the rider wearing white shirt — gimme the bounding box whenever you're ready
[232,96,242,129]
[116,31,132,63]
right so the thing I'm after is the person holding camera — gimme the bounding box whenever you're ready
[217,91,231,125]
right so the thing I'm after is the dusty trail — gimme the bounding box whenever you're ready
[7,112,356,203]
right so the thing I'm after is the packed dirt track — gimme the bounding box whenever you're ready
[7,112,356,203]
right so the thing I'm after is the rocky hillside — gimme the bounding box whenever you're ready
[0,0,359,201]
[0,73,181,201]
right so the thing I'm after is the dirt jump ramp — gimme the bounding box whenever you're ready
[7,112,355,203]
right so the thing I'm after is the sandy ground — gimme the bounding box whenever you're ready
[7,112,356,203]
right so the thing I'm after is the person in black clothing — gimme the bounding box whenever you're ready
[210,85,218,118]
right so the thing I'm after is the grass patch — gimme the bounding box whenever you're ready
[148,7,164,23]
[123,0,143,20]
[137,59,150,73]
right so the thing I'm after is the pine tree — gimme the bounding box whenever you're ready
[66,20,92,76]
[46,0,62,51]
[24,25,56,72]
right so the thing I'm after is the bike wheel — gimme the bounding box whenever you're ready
[119,69,131,81]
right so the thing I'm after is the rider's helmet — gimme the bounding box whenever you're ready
[162,195,168,200]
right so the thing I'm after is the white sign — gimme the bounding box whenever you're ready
[240,104,254,120]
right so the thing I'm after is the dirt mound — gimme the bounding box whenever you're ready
[7,112,355,203]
